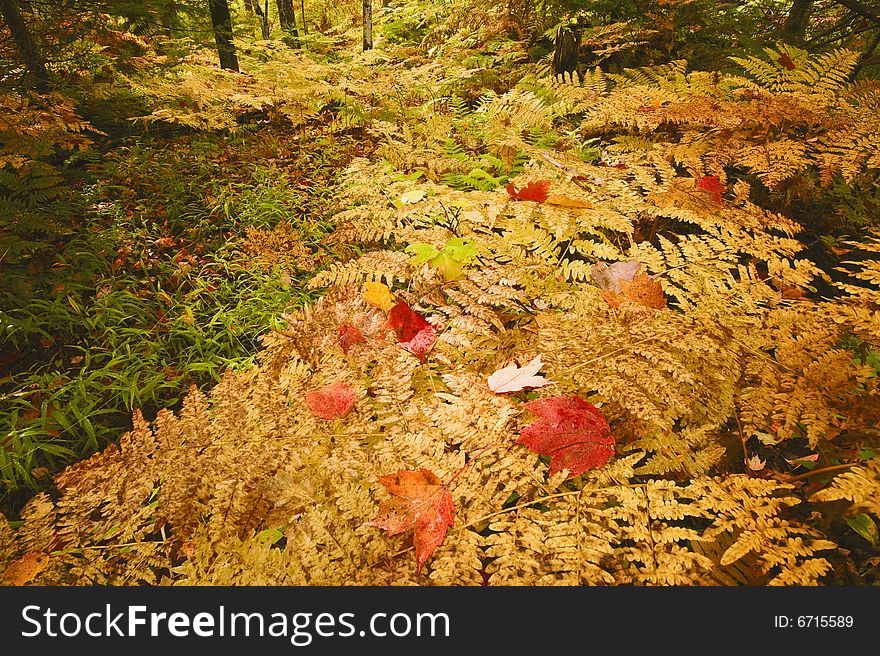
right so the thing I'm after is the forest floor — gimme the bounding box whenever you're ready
[2,2,880,586]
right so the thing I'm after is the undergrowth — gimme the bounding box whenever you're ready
[1,122,358,506]
[1,0,879,586]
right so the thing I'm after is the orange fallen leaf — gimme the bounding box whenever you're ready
[506,180,551,203]
[366,467,454,572]
[602,274,667,310]
[2,552,49,586]
[545,194,592,209]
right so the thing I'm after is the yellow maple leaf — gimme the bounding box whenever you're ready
[363,281,396,312]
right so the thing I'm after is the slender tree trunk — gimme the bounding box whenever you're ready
[209,0,240,71]
[253,0,269,38]
[362,0,372,50]
[300,0,306,34]
[0,0,50,92]
[276,0,300,46]
[276,0,291,28]
[783,0,813,42]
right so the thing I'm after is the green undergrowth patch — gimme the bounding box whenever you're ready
[0,122,358,510]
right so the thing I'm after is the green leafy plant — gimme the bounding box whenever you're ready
[406,237,478,280]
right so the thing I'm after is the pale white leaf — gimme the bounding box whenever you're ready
[746,455,766,471]
[487,355,554,393]
[401,189,426,204]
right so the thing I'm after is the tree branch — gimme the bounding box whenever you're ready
[832,0,880,25]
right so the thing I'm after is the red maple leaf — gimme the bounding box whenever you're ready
[695,175,726,204]
[517,395,615,477]
[337,324,366,354]
[778,53,796,70]
[366,467,454,572]
[387,301,436,361]
[305,380,356,419]
[506,180,551,203]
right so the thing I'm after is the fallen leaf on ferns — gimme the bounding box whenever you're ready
[785,453,818,468]
[695,175,726,204]
[430,250,465,281]
[443,237,478,263]
[780,284,806,299]
[363,281,397,312]
[506,180,551,203]
[623,274,666,308]
[387,301,436,361]
[590,260,642,293]
[601,274,667,310]
[517,395,615,478]
[746,455,766,471]
[400,189,426,204]
[305,380,356,419]
[487,354,554,393]
[365,467,454,572]
[844,513,878,545]
[400,324,437,361]
[2,552,49,585]
[337,324,366,354]
[778,53,796,70]
[545,194,593,209]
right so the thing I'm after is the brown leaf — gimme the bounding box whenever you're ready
[591,260,642,294]
[2,552,49,586]
[602,273,666,309]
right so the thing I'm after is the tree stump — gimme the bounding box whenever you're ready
[552,25,579,84]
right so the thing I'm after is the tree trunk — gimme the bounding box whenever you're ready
[363,0,372,51]
[0,0,50,92]
[783,0,813,42]
[300,0,306,34]
[552,25,579,84]
[253,0,269,39]
[276,0,300,46]
[276,0,292,28]
[209,0,240,71]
